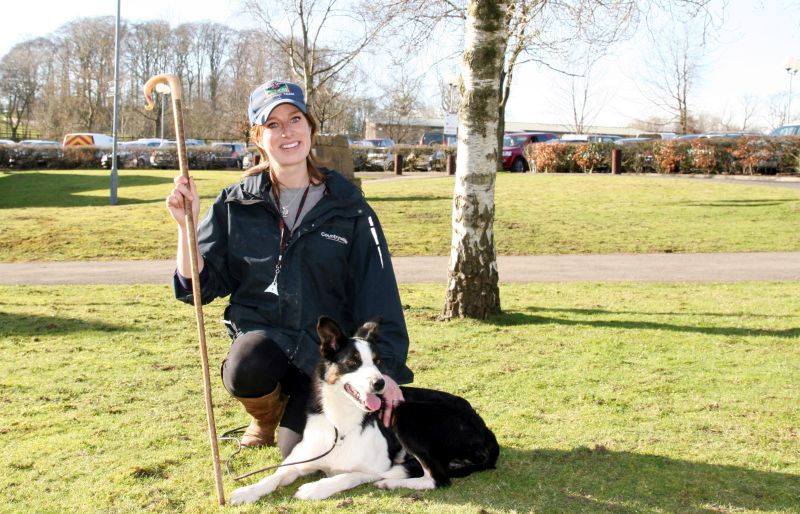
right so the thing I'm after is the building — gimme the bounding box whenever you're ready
[364,117,639,144]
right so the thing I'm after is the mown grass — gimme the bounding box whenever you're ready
[1,283,798,513]
[1,169,800,261]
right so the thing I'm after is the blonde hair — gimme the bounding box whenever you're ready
[243,111,325,191]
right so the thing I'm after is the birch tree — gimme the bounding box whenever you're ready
[442,0,508,319]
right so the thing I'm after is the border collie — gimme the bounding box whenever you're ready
[229,316,499,503]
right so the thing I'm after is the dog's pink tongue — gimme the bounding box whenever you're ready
[366,394,382,412]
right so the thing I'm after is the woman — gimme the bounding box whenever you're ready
[167,80,412,457]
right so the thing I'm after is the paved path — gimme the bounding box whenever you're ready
[1,252,798,285]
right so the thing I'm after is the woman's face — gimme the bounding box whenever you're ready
[260,103,312,174]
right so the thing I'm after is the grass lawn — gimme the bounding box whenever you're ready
[1,169,800,261]
[1,282,798,513]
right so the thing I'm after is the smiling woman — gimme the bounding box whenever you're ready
[165,80,414,461]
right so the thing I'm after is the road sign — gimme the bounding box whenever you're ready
[444,113,458,135]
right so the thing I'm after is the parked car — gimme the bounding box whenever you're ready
[558,134,621,143]
[19,139,60,146]
[419,132,456,146]
[242,150,259,169]
[0,139,16,145]
[210,142,247,169]
[699,132,760,139]
[149,140,205,169]
[10,140,61,167]
[502,132,557,172]
[100,139,163,169]
[615,137,655,145]
[62,132,113,148]
[635,132,677,140]
[770,124,800,136]
[362,138,395,148]
[363,138,395,170]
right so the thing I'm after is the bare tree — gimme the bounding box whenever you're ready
[126,21,171,138]
[59,17,117,131]
[738,94,759,132]
[766,92,789,131]
[313,67,363,134]
[641,18,710,133]
[442,0,509,320]
[201,23,233,110]
[243,0,399,120]
[554,44,610,133]
[375,63,426,143]
[0,40,46,140]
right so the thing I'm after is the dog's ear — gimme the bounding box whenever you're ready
[317,316,344,357]
[354,317,382,342]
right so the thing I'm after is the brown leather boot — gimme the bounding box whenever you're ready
[235,385,288,447]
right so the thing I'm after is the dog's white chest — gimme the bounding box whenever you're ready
[304,416,392,476]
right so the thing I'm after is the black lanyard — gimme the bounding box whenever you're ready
[273,184,311,254]
[265,184,311,296]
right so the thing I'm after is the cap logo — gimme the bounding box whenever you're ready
[266,82,291,96]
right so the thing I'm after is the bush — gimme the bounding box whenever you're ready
[652,140,687,174]
[766,136,800,174]
[7,144,63,169]
[620,141,657,173]
[61,146,103,169]
[350,144,455,172]
[0,143,11,167]
[572,142,616,173]
[525,142,578,173]
[728,138,773,175]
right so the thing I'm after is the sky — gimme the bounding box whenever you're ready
[1,0,799,132]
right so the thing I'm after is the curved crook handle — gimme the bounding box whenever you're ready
[143,73,183,110]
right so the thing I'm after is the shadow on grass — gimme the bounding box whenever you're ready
[0,171,172,208]
[529,305,797,320]
[681,199,797,208]
[0,311,127,336]
[365,195,451,202]
[244,447,799,512]
[487,310,800,338]
[432,446,800,512]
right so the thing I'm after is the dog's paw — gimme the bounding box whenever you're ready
[374,478,396,490]
[375,476,436,490]
[229,485,263,505]
[295,481,334,500]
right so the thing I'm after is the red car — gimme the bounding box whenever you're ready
[502,132,557,172]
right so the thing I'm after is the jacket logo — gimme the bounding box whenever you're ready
[321,232,348,245]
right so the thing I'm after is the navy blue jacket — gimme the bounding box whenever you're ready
[174,168,413,383]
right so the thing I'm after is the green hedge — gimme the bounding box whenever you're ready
[350,144,455,172]
[524,137,800,175]
[0,143,244,170]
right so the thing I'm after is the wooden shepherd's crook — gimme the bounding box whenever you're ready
[143,73,225,506]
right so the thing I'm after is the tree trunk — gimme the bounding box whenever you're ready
[496,68,506,172]
[442,0,508,320]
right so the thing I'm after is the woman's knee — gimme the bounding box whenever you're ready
[221,331,289,397]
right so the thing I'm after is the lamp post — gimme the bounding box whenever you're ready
[447,81,458,114]
[109,0,121,205]
[786,57,799,124]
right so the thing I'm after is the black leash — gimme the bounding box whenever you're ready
[220,425,339,481]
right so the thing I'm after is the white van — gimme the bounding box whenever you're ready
[63,133,113,148]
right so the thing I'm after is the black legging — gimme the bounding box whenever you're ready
[221,331,310,434]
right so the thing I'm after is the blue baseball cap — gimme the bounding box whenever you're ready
[248,81,307,125]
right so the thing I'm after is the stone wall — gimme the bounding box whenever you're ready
[313,134,357,185]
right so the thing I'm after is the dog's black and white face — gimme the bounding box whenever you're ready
[316,317,386,412]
